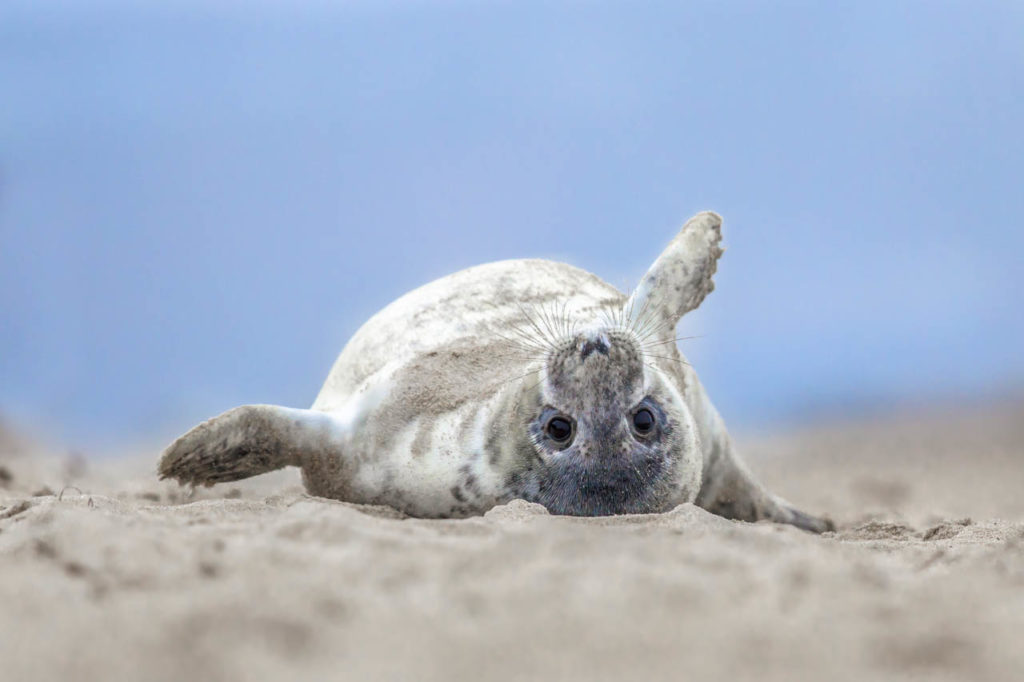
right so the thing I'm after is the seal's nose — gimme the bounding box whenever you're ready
[578,332,610,360]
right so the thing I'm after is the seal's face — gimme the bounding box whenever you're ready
[514,327,689,516]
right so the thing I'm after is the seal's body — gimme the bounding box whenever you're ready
[160,212,832,532]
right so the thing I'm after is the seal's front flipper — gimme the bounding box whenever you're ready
[158,405,343,487]
[781,505,836,534]
[701,474,835,534]
[696,439,835,533]
[626,211,724,330]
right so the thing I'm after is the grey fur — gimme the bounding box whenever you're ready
[159,211,833,532]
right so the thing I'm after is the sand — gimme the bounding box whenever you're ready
[1,404,1022,682]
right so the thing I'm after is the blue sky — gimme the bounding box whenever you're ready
[1,1,1022,451]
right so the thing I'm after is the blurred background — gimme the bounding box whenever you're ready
[1,0,1021,453]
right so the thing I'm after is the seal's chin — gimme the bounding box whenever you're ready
[537,456,667,517]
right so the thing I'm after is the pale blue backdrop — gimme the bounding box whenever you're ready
[2,1,1022,450]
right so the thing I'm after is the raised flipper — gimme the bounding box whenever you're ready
[625,211,724,330]
[626,212,833,533]
[158,405,344,487]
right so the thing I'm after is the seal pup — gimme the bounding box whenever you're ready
[159,212,833,532]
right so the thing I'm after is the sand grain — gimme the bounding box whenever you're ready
[2,404,1023,681]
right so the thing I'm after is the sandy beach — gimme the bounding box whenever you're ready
[1,403,1022,682]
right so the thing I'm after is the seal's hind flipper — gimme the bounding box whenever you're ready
[159,405,342,487]
[626,211,724,329]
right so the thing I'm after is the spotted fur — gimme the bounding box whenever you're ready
[159,211,833,532]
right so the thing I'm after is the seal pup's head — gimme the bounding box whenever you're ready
[507,211,724,516]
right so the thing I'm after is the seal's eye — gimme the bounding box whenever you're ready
[545,416,574,444]
[633,408,655,434]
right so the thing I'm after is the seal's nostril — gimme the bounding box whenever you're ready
[579,336,610,360]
